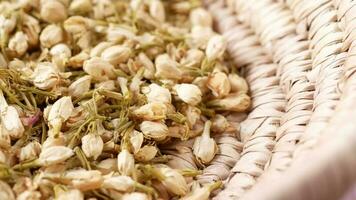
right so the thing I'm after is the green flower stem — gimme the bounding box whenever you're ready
[134,182,157,197]
[208,181,222,192]
[167,112,187,124]
[179,169,202,177]
[74,147,91,170]
[13,159,41,171]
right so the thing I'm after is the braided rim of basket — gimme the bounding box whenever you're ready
[196,0,356,199]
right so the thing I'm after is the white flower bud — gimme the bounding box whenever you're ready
[101,45,131,65]
[207,71,231,98]
[180,49,204,67]
[138,53,155,79]
[69,0,92,14]
[19,141,41,162]
[0,105,25,139]
[130,130,144,154]
[206,35,227,61]
[81,134,103,160]
[149,0,165,22]
[8,32,28,56]
[189,26,214,48]
[174,84,202,106]
[38,146,73,166]
[64,169,103,191]
[193,120,218,164]
[22,14,41,47]
[90,42,114,58]
[134,145,157,162]
[31,62,61,90]
[181,105,201,128]
[130,0,144,10]
[56,189,84,200]
[132,102,167,121]
[140,121,168,141]
[211,114,229,133]
[190,8,212,27]
[40,0,67,23]
[142,83,171,104]
[83,57,116,81]
[157,166,188,196]
[95,80,116,91]
[0,180,15,200]
[40,24,63,48]
[0,15,16,33]
[68,75,91,98]
[208,93,251,112]
[155,54,182,80]
[102,175,135,192]
[117,149,135,176]
[228,74,249,94]
[97,158,117,174]
[68,51,90,68]
[17,191,41,200]
[47,96,74,135]
[0,150,6,163]
[122,192,149,200]
[50,43,72,59]
[63,16,91,37]
[42,136,66,149]
[106,25,136,42]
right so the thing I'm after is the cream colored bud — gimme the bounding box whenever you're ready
[138,53,155,79]
[206,35,227,61]
[211,114,229,133]
[22,14,41,47]
[130,130,143,154]
[64,169,103,191]
[207,71,231,98]
[157,166,188,196]
[31,62,61,90]
[68,51,90,68]
[208,93,251,112]
[19,141,41,162]
[193,120,218,164]
[95,80,116,91]
[83,57,116,81]
[102,175,135,192]
[189,26,214,48]
[155,54,182,80]
[69,0,92,14]
[42,136,66,149]
[122,192,149,200]
[130,0,144,10]
[50,43,72,59]
[8,32,28,56]
[149,0,165,22]
[0,105,25,139]
[56,189,84,200]
[40,0,67,23]
[0,150,6,163]
[40,24,63,48]
[228,74,249,94]
[0,15,16,33]
[140,121,168,141]
[0,53,7,69]
[117,149,135,176]
[0,180,15,200]
[38,146,73,166]
[174,84,202,106]
[101,45,131,65]
[142,83,171,104]
[68,75,91,98]
[181,105,201,128]
[107,25,136,42]
[17,191,41,200]
[63,16,91,37]
[180,49,204,67]
[90,42,113,57]
[97,158,117,174]
[47,96,74,134]
[81,134,103,160]
[134,145,158,162]
[190,8,212,27]
[132,102,167,121]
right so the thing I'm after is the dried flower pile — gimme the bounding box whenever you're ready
[0,0,250,199]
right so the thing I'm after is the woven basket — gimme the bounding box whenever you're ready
[194,0,356,199]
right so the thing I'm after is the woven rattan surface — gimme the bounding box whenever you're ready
[200,0,356,199]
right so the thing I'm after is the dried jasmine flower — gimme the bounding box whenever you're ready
[0,0,250,199]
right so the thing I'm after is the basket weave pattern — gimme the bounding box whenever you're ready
[200,0,356,199]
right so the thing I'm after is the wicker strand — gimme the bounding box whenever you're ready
[207,2,286,198]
